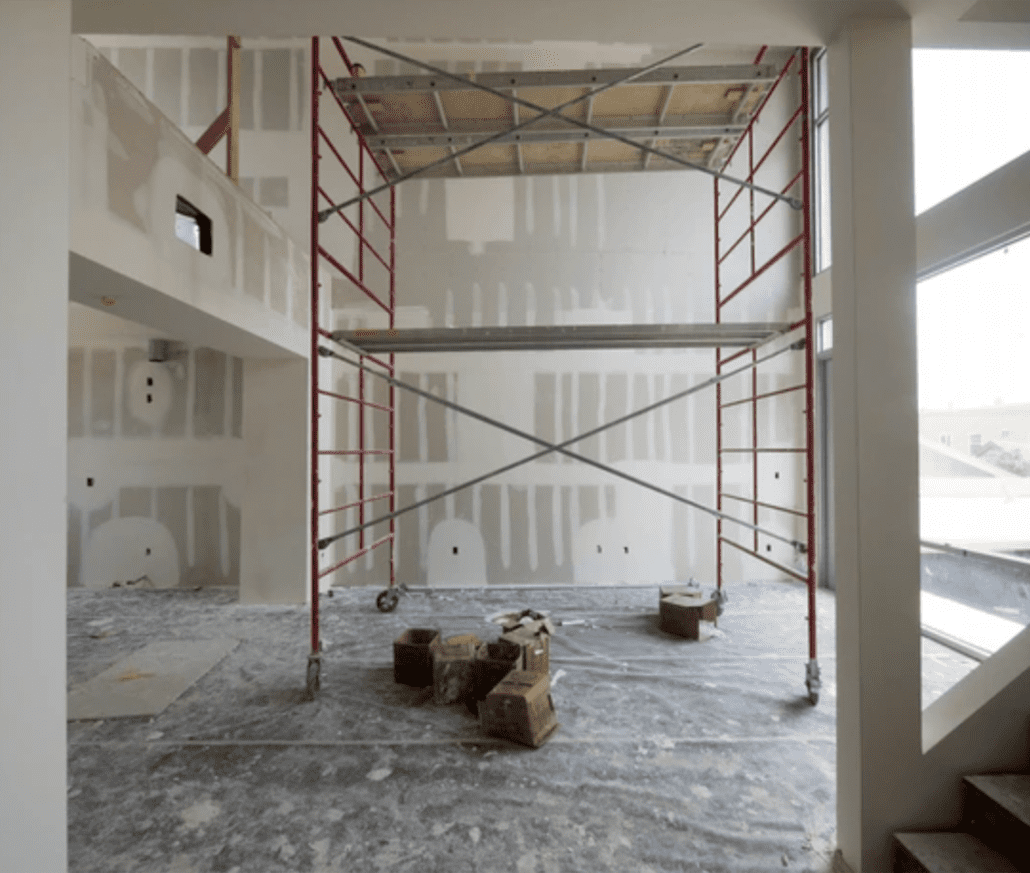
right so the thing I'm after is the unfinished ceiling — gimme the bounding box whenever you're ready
[333,60,776,179]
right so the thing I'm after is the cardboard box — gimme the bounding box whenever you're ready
[660,584,703,599]
[432,641,477,704]
[480,670,559,748]
[471,640,521,703]
[445,633,482,648]
[659,595,717,639]
[499,625,550,675]
[393,628,441,687]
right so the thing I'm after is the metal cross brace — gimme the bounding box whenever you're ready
[316,330,806,551]
[318,41,703,223]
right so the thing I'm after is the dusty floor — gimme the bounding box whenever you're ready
[67,579,976,873]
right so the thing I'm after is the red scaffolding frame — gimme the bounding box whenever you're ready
[714,47,819,702]
[308,36,397,691]
[306,39,820,702]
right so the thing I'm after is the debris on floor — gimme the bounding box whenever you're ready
[394,617,558,747]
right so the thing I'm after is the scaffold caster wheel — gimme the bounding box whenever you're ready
[306,655,321,696]
[376,589,400,613]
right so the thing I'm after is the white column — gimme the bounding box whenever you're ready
[0,3,71,872]
[829,18,923,872]
[240,359,309,603]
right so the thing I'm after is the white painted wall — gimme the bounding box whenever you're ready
[67,303,246,590]
[0,5,71,872]
[69,37,309,360]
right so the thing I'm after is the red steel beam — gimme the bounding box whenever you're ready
[722,51,797,171]
[720,493,810,519]
[718,233,804,310]
[318,534,394,579]
[719,102,804,222]
[309,37,322,657]
[720,382,807,409]
[195,106,231,155]
[319,449,394,456]
[317,246,391,313]
[318,389,393,413]
[800,46,818,661]
[319,492,394,516]
[317,187,391,271]
[720,447,807,454]
[721,537,807,583]
[718,168,804,266]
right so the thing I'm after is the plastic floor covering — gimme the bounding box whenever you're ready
[66,579,977,873]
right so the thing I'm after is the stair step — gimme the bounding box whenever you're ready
[893,832,1019,873]
[963,774,1030,869]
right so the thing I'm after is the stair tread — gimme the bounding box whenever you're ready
[895,832,1019,873]
[966,774,1030,827]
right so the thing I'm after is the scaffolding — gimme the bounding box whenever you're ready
[309,39,818,703]
[308,37,398,692]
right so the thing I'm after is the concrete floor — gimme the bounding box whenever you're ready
[67,579,976,873]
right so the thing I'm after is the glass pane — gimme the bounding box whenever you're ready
[814,121,831,272]
[918,235,1030,706]
[914,49,1030,213]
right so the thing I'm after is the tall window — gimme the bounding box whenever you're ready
[811,48,831,273]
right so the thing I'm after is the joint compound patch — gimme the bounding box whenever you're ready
[180,798,220,829]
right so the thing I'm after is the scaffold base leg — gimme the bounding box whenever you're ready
[710,587,728,616]
[376,588,400,613]
[306,652,321,696]
[806,658,821,706]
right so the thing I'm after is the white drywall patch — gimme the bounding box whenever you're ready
[81,517,179,588]
[427,519,486,587]
[445,177,515,246]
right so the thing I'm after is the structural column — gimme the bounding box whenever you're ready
[829,17,922,872]
[0,3,72,871]
[239,359,310,603]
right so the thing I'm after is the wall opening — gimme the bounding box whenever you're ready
[175,195,213,255]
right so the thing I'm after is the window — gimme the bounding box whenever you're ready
[940,434,951,446]
[970,434,982,451]
[175,196,213,255]
[811,48,831,273]
[817,315,833,355]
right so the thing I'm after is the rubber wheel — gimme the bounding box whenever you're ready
[306,658,321,695]
[376,589,400,613]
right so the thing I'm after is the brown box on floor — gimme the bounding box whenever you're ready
[480,670,559,748]
[499,623,550,675]
[432,641,477,704]
[470,640,522,705]
[393,628,441,687]
[659,595,717,639]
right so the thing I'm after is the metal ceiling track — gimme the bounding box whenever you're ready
[334,322,791,353]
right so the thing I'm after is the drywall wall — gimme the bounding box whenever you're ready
[70,36,309,359]
[0,5,71,871]
[68,303,245,590]
[84,33,809,591]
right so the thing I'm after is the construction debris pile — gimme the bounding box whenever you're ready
[393,610,559,748]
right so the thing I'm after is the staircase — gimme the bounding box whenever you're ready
[894,774,1030,872]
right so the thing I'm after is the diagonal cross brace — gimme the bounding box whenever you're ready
[318,41,704,223]
[316,331,806,551]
